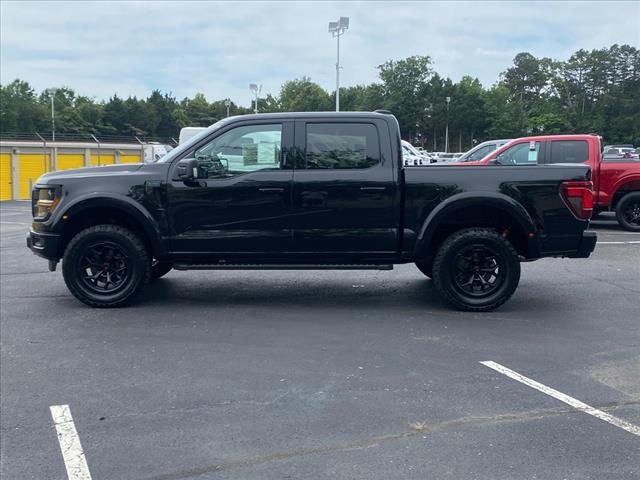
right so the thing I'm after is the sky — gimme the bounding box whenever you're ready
[1,1,639,107]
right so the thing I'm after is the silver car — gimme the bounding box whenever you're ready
[456,139,512,163]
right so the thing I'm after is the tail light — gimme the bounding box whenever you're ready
[560,181,594,220]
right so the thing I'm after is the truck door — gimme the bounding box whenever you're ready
[290,119,399,260]
[166,120,294,256]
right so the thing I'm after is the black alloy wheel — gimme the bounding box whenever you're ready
[78,242,130,294]
[432,228,521,312]
[451,244,505,298]
[622,200,640,227]
[616,192,640,232]
[62,225,150,307]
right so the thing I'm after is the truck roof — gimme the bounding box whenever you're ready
[224,111,395,122]
[503,134,600,143]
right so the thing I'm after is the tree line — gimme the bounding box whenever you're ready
[1,44,638,150]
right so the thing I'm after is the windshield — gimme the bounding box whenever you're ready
[402,141,422,157]
[157,119,229,163]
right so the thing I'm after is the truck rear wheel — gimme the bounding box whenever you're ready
[62,225,150,307]
[432,228,520,312]
[615,192,640,231]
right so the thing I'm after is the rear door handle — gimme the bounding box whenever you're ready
[258,187,284,193]
[360,186,386,192]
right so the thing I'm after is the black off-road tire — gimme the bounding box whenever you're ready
[150,260,173,281]
[62,225,150,307]
[415,261,433,278]
[432,228,521,312]
[615,192,640,231]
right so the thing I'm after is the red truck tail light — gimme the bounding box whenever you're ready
[560,181,594,220]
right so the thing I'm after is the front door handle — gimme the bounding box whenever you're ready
[360,186,386,192]
[258,187,285,193]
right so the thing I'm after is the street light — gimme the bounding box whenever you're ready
[444,96,451,153]
[224,98,231,117]
[48,88,57,141]
[328,16,349,112]
[249,84,262,114]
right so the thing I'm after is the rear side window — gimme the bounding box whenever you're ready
[549,141,588,164]
[305,123,380,169]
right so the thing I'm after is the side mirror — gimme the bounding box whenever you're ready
[176,158,199,180]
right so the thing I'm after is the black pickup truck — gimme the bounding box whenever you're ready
[27,112,596,311]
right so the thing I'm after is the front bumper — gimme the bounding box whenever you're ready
[568,230,597,258]
[27,229,61,262]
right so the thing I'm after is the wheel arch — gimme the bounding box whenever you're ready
[54,194,163,258]
[611,176,640,210]
[413,193,537,263]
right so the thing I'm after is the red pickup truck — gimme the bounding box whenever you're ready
[455,134,640,231]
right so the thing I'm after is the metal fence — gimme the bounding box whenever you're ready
[0,131,178,145]
[0,138,152,201]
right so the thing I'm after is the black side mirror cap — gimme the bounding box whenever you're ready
[176,158,199,180]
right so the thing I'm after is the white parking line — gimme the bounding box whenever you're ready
[597,241,640,245]
[480,361,640,437]
[50,405,93,480]
[0,221,30,225]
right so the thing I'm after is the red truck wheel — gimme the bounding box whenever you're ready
[615,192,640,231]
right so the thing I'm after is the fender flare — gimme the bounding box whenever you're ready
[413,192,536,259]
[53,193,164,256]
[612,174,640,196]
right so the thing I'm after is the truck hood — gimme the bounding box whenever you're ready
[37,163,146,184]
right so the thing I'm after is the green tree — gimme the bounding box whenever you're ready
[0,80,47,133]
[378,55,433,140]
[279,77,332,112]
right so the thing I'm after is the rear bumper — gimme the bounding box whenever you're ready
[27,229,61,261]
[568,231,597,258]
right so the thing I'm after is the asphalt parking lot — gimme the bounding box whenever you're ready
[1,201,639,480]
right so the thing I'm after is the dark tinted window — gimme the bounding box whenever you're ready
[305,123,380,169]
[549,140,588,164]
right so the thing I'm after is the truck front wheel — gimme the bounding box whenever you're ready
[615,192,640,231]
[432,228,520,312]
[62,225,151,307]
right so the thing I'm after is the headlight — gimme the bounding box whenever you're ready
[32,186,62,220]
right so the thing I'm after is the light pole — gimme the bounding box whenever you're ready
[249,84,261,114]
[328,16,349,112]
[49,88,57,141]
[224,98,231,117]
[444,96,451,153]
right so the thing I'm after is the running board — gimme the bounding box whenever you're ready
[173,263,394,271]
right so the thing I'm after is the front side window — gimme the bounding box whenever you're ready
[194,124,282,178]
[305,123,380,169]
[549,140,588,164]
[496,141,540,165]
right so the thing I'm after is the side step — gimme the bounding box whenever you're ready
[173,263,394,271]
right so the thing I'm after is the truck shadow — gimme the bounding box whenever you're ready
[132,274,565,318]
